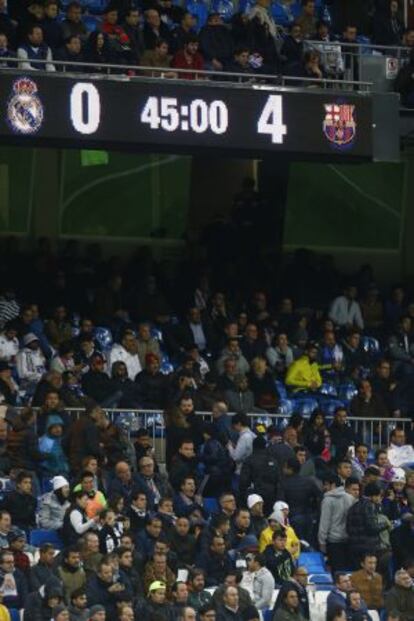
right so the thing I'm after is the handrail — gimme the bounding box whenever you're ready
[306,39,412,54]
[0,56,373,91]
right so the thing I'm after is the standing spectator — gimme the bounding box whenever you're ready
[296,0,317,38]
[172,35,204,79]
[61,2,88,42]
[199,13,234,71]
[388,316,414,378]
[41,0,63,51]
[16,333,46,393]
[318,474,356,573]
[263,530,295,586]
[248,0,278,38]
[280,24,304,70]
[351,553,384,610]
[243,553,275,610]
[373,0,403,46]
[171,12,196,53]
[240,436,280,513]
[227,414,256,474]
[280,457,321,542]
[329,286,364,331]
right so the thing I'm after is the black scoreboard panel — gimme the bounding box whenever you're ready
[0,72,400,160]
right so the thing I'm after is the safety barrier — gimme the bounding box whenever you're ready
[26,407,412,463]
[0,56,372,92]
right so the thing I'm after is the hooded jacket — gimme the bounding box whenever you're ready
[24,579,63,621]
[259,502,301,560]
[38,489,70,531]
[39,414,69,476]
[318,486,356,545]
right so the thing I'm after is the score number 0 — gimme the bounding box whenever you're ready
[257,95,287,144]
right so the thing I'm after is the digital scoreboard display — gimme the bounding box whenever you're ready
[0,72,400,160]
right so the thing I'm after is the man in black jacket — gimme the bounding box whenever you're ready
[279,457,321,543]
[86,560,127,616]
[239,436,280,513]
[0,470,37,530]
[24,577,64,621]
[263,531,295,586]
[272,567,310,619]
[81,354,121,407]
[346,482,387,570]
[199,13,234,71]
[196,536,234,587]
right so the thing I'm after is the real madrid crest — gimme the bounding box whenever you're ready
[7,77,44,135]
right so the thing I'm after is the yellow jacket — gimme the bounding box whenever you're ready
[285,356,322,392]
[258,525,301,560]
[0,605,10,621]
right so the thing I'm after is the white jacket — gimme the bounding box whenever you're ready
[0,334,19,361]
[109,344,142,380]
[16,347,46,382]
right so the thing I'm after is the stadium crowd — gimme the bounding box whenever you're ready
[0,232,410,621]
[0,0,413,84]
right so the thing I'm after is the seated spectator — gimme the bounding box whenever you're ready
[143,7,172,50]
[350,380,389,419]
[217,339,249,376]
[388,316,414,378]
[197,535,234,587]
[0,322,19,363]
[329,286,364,331]
[110,361,140,409]
[84,31,117,71]
[243,553,275,610]
[296,0,317,38]
[266,333,294,376]
[86,560,126,617]
[17,23,56,71]
[263,530,295,586]
[216,585,245,621]
[387,427,414,467]
[172,34,204,79]
[29,544,57,591]
[16,332,47,393]
[0,361,18,405]
[45,306,72,349]
[82,354,121,408]
[38,475,70,531]
[272,566,310,620]
[360,286,384,332]
[199,13,234,71]
[351,553,384,610]
[25,577,62,621]
[135,354,167,409]
[384,569,414,621]
[240,323,267,363]
[73,470,107,518]
[285,342,322,393]
[143,552,176,597]
[346,591,372,621]
[280,23,304,70]
[68,588,89,621]
[109,331,142,381]
[373,0,403,46]
[273,589,306,621]
[0,549,28,609]
[101,6,131,61]
[327,573,353,614]
[310,20,344,77]
[0,470,37,530]
[248,356,279,410]
[55,35,84,72]
[318,330,344,379]
[61,1,88,42]
[260,502,300,560]
[57,546,86,604]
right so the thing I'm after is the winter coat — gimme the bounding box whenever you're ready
[318,487,356,545]
[24,579,63,621]
[346,498,384,556]
[385,585,414,621]
[39,414,69,476]
[273,604,306,621]
[263,546,295,585]
[279,474,321,516]
[0,490,37,529]
[273,580,310,620]
[239,448,280,508]
[38,490,70,530]
[196,550,234,587]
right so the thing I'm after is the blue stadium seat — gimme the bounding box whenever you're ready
[203,497,219,514]
[271,2,294,27]
[337,382,358,402]
[275,380,287,399]
[186,0,209,30]
[291,397,319,416]
[211,0,235,21]
[319,383,338,397]
[239,0,256,14]
[41,477,53,494]
[94,326,113,351]
[319,398,345,415]
[29,529,64,549]
[84,15,101,32]
[84,0,109,14]
[361,336,380,355]
[309,573,334,585]
[8,610,20,621]
[150,327,163,342]
[278,398,295,416]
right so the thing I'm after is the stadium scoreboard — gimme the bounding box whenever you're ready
[0,72,400,161]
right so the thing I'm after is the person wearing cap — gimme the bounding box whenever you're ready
[240,436,280,514]
[0,360,18,406]
[259,502,300,560]
[382,468,409,522]
[7,529,30,576]
[246,495,267,538]
[88,605,106,621]
[285,343,322,393]
[137,580,175,621]
[16,332,46,393]
[346,483,389,570]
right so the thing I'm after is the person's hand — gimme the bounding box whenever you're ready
[195,494,203,506]
[108,583,125,593]
[92,515,101,523]
[212,59,222,70]
[310,381,319,390]
[319,543,326,554]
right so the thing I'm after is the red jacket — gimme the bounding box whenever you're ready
[171,50,204,79]
[102,22,130,46]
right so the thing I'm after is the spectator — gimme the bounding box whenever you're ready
[109,332,142,382]
[329,286,364,331]
[285,342,322,393]
[57,546,86,604]
[272,567,310,620]
[122,8,144,64]
[68,588,89,621]
[196,536,234,587]
[280,24,304,70]
[329,408,358,461]
[81,354,121,407]
[61,2,88,42]
[388,316,414,378]
[55,35,84,72]
[86,561,125,617]
[16,332,47,393]
[143,8,172,50]
[187,570,212,611]
[384,569,414,621]
[171,34,204,79]
[216,586,243,621]
[248,0,277,39]
[296,0,317,38]
[84,31,116,70]
[387,427,414,468]
[41,0,63,51]
[0,323,19,363]
[266,333,294,376]
[273,588,306,621]
[350,380,389,419]
[346,591,372,621]
[243,553,275,610]
[351,553,384,610]
[38,475,70,531]
[45,306,72,349]
[171,12,196,53]
[373,0,403,46]
[240,436,280,513]
[199,13,234,71]
[62,490,99,545]
[24,578,63,621]
[311,20,344,77]
[396,48,414,107]
[327,573,353,614]
[263,530,295,586]
[0,470,37,530]
[248,357,279,410]
[318,474,356,572]
[227,413,256,474]
[0,549,28,609]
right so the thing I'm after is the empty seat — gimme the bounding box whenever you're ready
[211,0,235,21]
[186,0,209,30]
[203,497,219,515]
[29,529,64,549]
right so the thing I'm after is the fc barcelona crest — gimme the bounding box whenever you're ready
[323,103,356,150]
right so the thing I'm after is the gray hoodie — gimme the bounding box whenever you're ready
[318,486,356,545]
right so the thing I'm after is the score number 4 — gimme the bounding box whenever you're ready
[257,95,287,144]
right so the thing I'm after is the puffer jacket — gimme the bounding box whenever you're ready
[38,490,70,531]
[346,497,384,555]
[39,414,69,476]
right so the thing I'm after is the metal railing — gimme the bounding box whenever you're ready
[0,56,372,92]
[25,407,413,462]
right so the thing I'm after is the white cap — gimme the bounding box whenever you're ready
[391,468,406,484]
[52,476,69,491]
[247,494,263,509]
